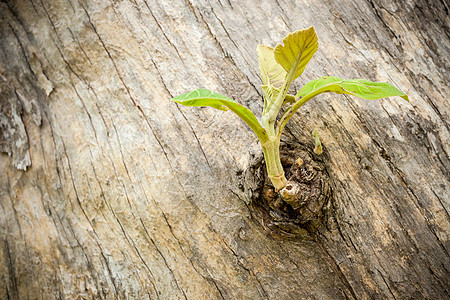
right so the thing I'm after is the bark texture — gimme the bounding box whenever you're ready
[1,0,449,299]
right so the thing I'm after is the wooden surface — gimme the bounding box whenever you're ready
[1,0,448,299]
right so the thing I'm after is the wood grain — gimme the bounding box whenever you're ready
[0,0,448,299]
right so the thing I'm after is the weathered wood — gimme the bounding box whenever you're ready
[0,0,448,299]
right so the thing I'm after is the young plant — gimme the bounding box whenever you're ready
[172,26,408,190]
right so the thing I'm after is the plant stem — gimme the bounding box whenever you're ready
[260,57,303,190]
[261,137,287,190]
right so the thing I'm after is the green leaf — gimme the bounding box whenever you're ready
[261,85,295,113]
[274,26,319,82]
[277,76,409,136]
[312,129,323,155]
[172,89,232,111]
[295,76,409,101]
[261,85,281,112]
[172,89,268,142]
[257,45,286,89]
[284,94,296,105]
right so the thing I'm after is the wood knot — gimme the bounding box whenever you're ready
[252,142,332,237]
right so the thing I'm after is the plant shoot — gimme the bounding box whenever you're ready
[172,27,408,190]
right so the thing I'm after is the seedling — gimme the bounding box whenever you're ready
[172,27,408,190]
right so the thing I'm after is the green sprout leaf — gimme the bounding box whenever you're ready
[274,26,319,82]
[312,129,323,155]
[263,27,319,126]
[278,76,409,134]
[172,88,268,142]
[257,45,286,89]
[296,76,409,101]
[261,85,296,114]
[172,88,233,111]
[257,45,287,113]
[256,45,286,89]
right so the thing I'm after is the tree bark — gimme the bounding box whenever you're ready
[1,0,448,299]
